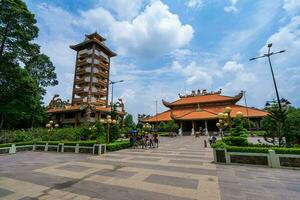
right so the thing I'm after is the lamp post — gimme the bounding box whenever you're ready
[224,106,232,130]
[45,120,59,139]
[250,43,286,111]
[109,80,124,113]
[217,113,228,139]
[104,115,116,143]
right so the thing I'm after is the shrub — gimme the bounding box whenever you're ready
[273,147,300,155]
[106,141,132,151]
[222,136,248,146]
[108,124,120,143]
[230,117,248,137]
[227,146,270,153]
[212,140,227,149]
[212,141,300,155]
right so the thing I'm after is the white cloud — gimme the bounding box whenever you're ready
[224,0,240,13]
[283,0,300,15]
[78,1,194,58]
[171,61,213,86]
[102,0,145,20]
[186,0,203,9]
[223,61,244,72]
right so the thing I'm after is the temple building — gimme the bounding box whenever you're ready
[47,32,125,125]
[142,89,268,135]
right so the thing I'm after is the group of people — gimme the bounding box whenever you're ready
[130,132,159,149]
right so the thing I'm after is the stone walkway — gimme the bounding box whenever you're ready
[0,136,300,200]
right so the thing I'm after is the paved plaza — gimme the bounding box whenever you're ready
[0,137,300,200]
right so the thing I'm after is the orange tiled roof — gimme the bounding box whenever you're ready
[163,93,242,107]
[142,110,172,122]
[47,105,125,115]
[143,104,268,122]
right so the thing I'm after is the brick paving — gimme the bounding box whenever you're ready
[0,136,299,200]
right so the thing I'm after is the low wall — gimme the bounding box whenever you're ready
[213,148,300,169]
[0,143,106,156]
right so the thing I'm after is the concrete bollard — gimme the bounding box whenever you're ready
[9,144,16,154]
[268,149,280,168]
[45,143,48,152]
[75,144,79,154]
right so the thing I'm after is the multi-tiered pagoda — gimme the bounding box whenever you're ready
[142,89,268,135]
[47,33,125,126]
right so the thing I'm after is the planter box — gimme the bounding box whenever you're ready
[16,145,33,152]
[0,148,10,154]
[213,148,300,169]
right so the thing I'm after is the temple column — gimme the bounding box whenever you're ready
[179,122,183,136]
[205,120,208,135]
[191,121,195,136]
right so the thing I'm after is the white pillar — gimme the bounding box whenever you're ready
[191,121,195,136]
[178,122,183,136]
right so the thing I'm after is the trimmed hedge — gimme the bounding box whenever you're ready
[107,141,132,151]
[222,136,248,146]
[212,141,300,155]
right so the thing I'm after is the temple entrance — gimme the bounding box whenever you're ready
[181,121,193,135]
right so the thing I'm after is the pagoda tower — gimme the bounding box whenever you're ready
[70,32,117,107]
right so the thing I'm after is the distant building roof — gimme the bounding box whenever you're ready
[162,90,243,107]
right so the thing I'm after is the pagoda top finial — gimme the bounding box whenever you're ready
[85,32,106,42]
[179,89,222,98]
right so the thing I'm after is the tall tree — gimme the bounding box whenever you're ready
[0,59,41,129]
[25,54,58,95]
[0,0,58,129]
[124,114,136,129]
[0,0,39,62]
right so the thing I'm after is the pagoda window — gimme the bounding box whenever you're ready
[83,87,89,92]
[92,77,98,83]
[91,97,97,102]
[91,87,97,92]
[78,49,92,56]
[90,113,96,118]
[85,67,92,72]
[84,77,90,82]
[94,59,100,64]
[87,58,92,64]
[74,94,81,98]
[93,68,99,73]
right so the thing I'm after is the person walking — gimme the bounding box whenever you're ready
[149,132,154,148]
[154,133,159,148]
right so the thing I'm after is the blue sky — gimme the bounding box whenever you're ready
[24,0,300,118]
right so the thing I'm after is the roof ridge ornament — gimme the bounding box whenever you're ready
[179,88,222,98]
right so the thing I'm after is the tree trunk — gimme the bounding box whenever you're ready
[0,113,4,129]
[0,22,10,60]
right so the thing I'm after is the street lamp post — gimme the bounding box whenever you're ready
[109,80,124,113]
[104,115,116,144]
[250,43,286,111]
[45,120,59,139]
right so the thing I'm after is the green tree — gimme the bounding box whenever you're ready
[0,0,39,62]
[0,59,41,129]
[285,107,300,145]
[109,124,120,143]
[25,54,58,95]
[164,121,179,132]
[261,105,287,147]
[124,114,136,129]
[158,122,167,132]
[0,0,58,129]
[231,117,248,137]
